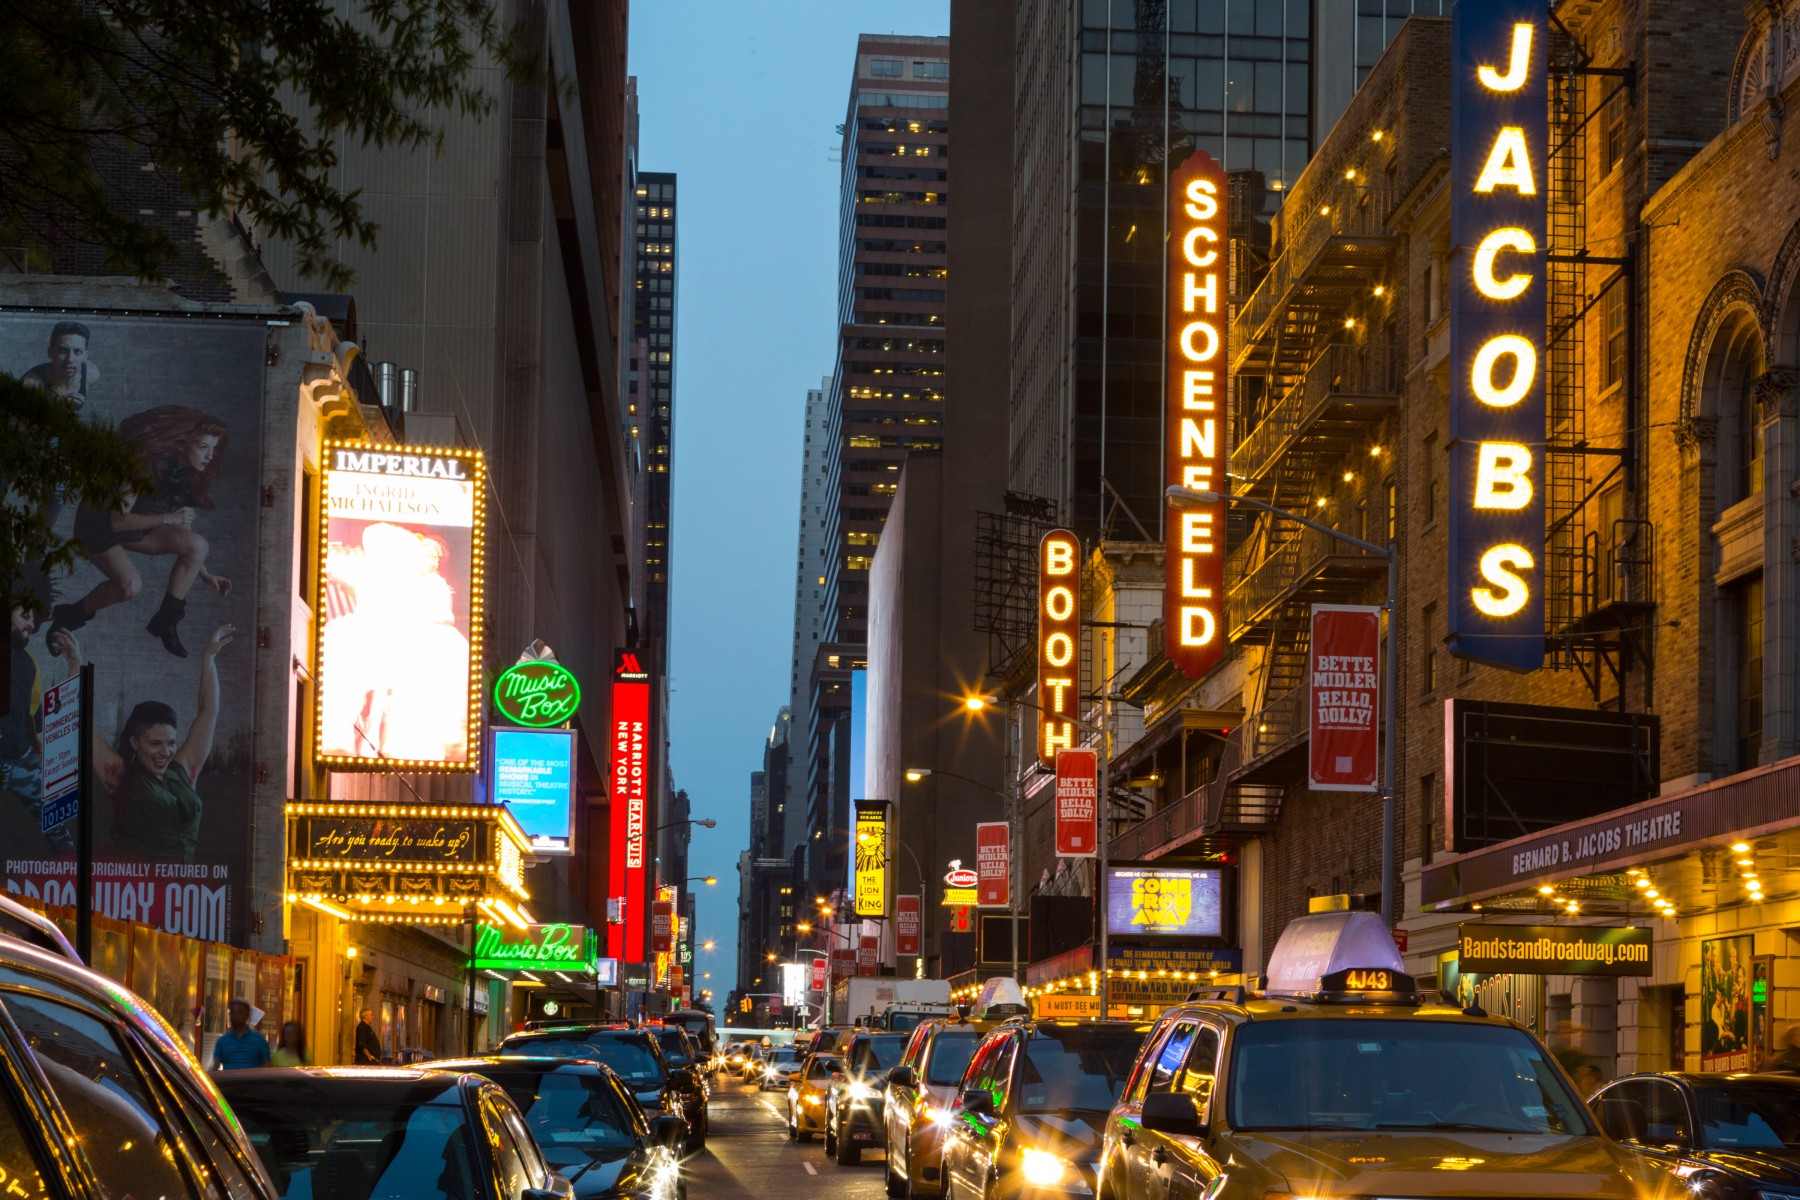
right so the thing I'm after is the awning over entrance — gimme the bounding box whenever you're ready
[1419,756,1800,916]
[286,801,532,925]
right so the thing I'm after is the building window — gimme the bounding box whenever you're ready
[870,57,903,77]
[914,60,949,79]
[1600,85,1626,176]
[1735,576,1764,771]
[1419,773,1438,858]
[1385,481,1397,543]
[1422,434,1438,525]
[1421,602,1439,695]
[1601,281,1627,392]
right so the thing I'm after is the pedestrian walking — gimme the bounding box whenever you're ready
[212,999,270,1071]
[355,1008,383,1065]
[272,1020,308,1067]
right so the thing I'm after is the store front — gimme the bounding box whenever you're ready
[1412,755,1800,1075]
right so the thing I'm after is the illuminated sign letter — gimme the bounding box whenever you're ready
[1449,0,1545,670]
[1037,530,1083,767]
[1166,150,1229,680]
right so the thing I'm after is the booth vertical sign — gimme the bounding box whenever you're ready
[1037,529,1081,765]
[1166,149,1229,680]
[608,650,651,962]
[853,799,890,919]
[1055,749,1099,857]
[1308,606,1381,791]
[975,821,1009,908]
[1448,0,1547,670]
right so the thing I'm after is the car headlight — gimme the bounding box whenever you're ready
[850,1082,878,1104]
[924,1104,952,1128]
[1021,1148,1077,1189]
[805,1093,823,1105]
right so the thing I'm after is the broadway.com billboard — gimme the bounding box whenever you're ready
[2,312,266,943]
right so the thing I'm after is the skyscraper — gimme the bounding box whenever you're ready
[632,172,677,642]
[786,379,834,857]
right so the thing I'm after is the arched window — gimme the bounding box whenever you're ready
[1703,314,1766,511]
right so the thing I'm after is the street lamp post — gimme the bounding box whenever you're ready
[961,696,1112,997]
[1168,484,1399,925]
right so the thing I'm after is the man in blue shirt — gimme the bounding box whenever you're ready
[212,999,271,1070]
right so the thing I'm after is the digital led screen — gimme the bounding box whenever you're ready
[1104,864,1223,939]
[492,726,574,855]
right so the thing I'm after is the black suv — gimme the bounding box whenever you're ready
[1591,1071,1800,1199]
[825,1029,911,1165]
[499,1025,707,1151]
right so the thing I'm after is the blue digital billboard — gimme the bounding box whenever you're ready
[492,726,575,854]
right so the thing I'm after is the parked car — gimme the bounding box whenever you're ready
[1591,1072,1800,1199]
[761,1044,807,1092]
[434,1056,687,1200]
[884,1019,985,1197]
[825,1029,911,1165]
[0,931,279,1200]
[499,1025,707,1150]
[940,1017,1148,1200]
[218,1066,572,1200]
[788,1052,845,1143]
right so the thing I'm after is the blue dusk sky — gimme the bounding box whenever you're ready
[631,0,950,1002]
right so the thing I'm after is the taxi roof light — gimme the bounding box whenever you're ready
[969,976,1030,1021]
[1263,910,1412,1004]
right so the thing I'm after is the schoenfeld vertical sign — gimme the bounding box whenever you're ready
[1448,0,1547,670]
[1166,150,1229,679]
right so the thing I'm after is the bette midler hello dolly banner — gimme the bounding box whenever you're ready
[2,312,266,944]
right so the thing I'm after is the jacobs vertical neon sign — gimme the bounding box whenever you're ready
[1037,529,1081,765]
[1448,0,1546,670]
[1166,150,1228,679]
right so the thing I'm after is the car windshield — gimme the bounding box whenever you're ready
[1697,1085,1800,1148]
[1017,1026,1144,1114]
[489,1070,640,1165]
[888,1012,929,1034]
[509,1036,666,1085]
[232,1097,482,1200]
[853,1036,909,1074]
[1227,1019,1592,1135]
[925,1032,981,1086]
[770,1049,803,1064]
[653,1030,692,1067]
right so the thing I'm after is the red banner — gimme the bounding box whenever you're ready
[650,900,674,955]
[1055,749,1099,857]
[831,948,857,980]
[896,895,921,956]
[811,957,827,992]
[1038,529,1081,766]
[1165,150,1229,680]
[1308,605,1381,792]
[976,822,1010,908]
[607,651,652,962]
[857,936,878,977]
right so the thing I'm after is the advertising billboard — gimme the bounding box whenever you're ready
[853,799,889,919]
[468,922,597,972]
[491,726,574,854]
[975,821,1009,908]
[2,312,266,945]
[896,894,921,956]
[1037,529,1081,765]
[1166,149,1229,680]
[607,650,650,961]
[1448,0,1547,670]
[1308,605,1381,792]
[1457,922,1651,977]
[316,441,486,769]
[1104,864,1223,939]
[1054,748,1098,857]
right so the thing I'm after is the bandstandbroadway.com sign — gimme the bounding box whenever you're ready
[1458,922,1652,976]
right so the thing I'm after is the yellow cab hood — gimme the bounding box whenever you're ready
[1226,1129,1660,1200]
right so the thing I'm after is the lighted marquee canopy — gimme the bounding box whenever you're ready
[285,801,531,924]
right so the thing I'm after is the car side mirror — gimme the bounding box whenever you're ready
[889,1066,917,1089]
[960,1088,993,1115]
[649,1115,687,1149]
[1140,1092,1205,1137]
[523,1174,574,1200]
[670,1068,697,1093]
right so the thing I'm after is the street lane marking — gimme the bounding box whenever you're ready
[804,1162,817,1176]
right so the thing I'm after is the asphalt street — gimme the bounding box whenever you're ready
[688,1071,891,1200]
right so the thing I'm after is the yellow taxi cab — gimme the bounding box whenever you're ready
[1099,911,1676,1200]
[788,1051,845,1143]
[885,979,1027,1198]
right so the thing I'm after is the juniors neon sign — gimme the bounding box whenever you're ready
[1448,0,1545,670]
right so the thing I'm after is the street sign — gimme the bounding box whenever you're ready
[39,673,80,833]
